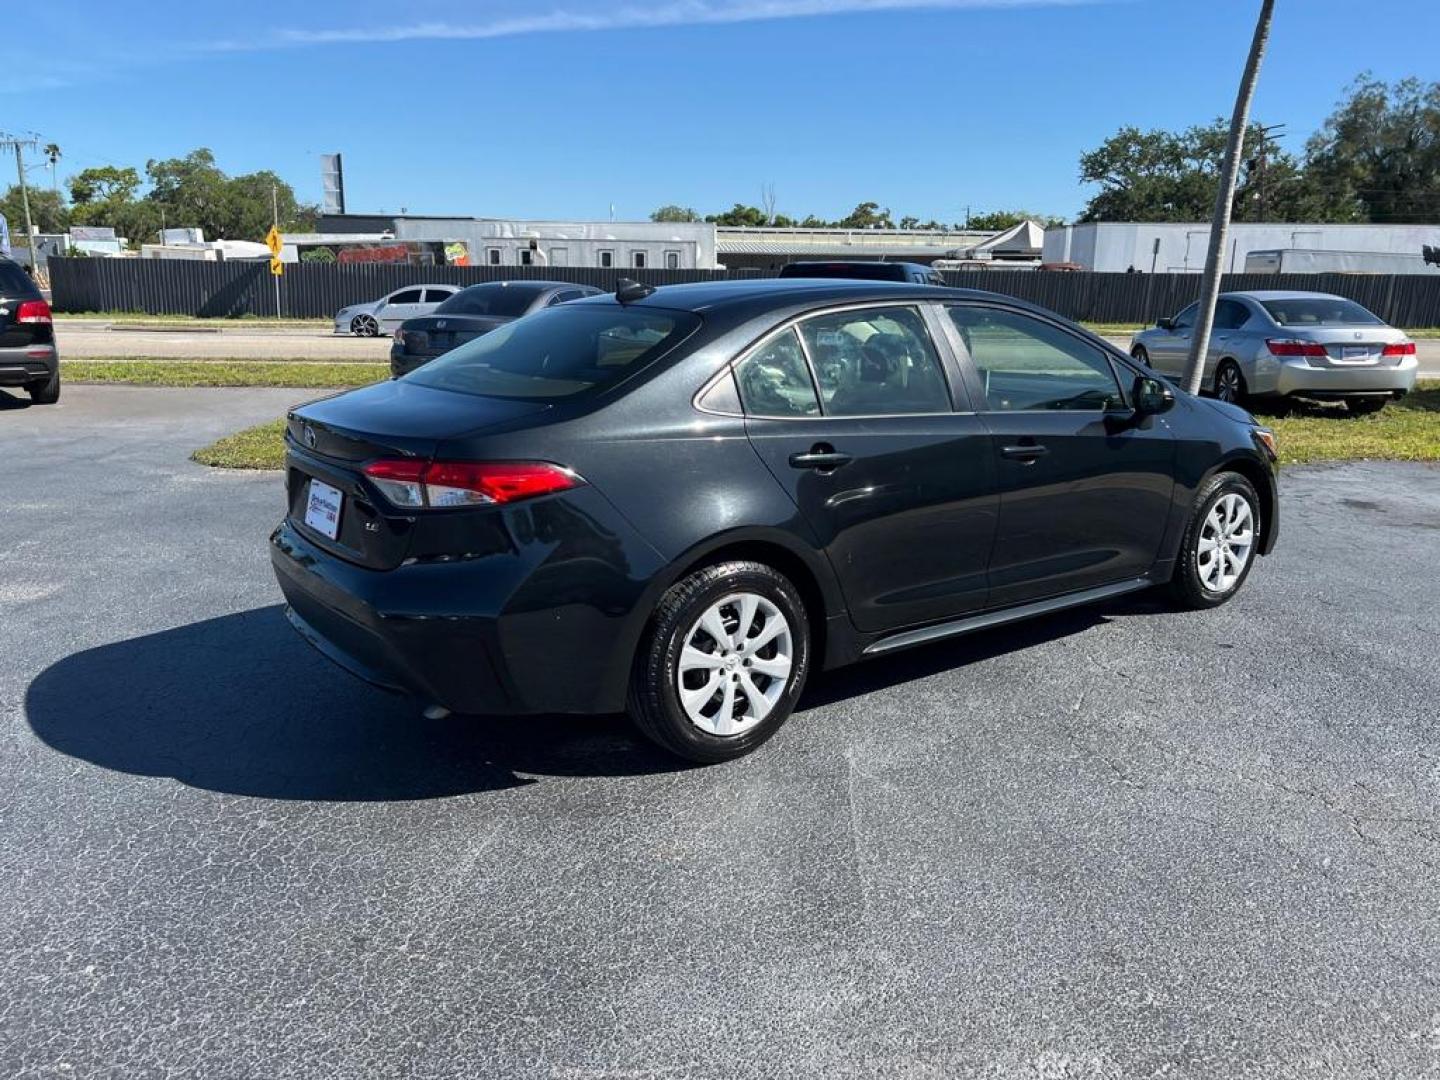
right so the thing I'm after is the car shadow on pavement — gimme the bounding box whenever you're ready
[25,605,682,802]
[0,389,34,410]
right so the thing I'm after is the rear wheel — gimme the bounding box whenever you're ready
[1214,360,1246,405]
[1168,472,1261,609]
[27,370,60,405]
[1344,396,1389,417]
[628,561,810,763]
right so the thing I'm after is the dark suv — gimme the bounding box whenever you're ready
[779,260,945,286]
[0,257,58,404]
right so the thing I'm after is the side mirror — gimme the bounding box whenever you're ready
[1133,375,1176,417]
[1156,316,1175,331]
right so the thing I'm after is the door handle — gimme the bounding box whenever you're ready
[1000,444,1050,462]
[789,445,853,471]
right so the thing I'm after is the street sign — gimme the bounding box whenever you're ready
[265,226,283,257]
[270,257,284,277]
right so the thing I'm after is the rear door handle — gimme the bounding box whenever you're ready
[1000,444,1049,462]
[789,446,853,471]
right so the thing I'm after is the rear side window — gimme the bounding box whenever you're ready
[736,329,821,417]
[1214,299,1250,330]
[389,289,423,305]
[0,260,40,298]
[423,288,455,304]
[1260,297,1382,326]
[436,285,544,318]
[406,307,699,400]
[797,306,951,416]
[950,306,1122,412]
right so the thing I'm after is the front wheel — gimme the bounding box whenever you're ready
[1131,345,1151,368]
[1168,472,1261,609]
[628,561,810,763]
[350,313,379,337]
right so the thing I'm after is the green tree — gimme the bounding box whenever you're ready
[835,201,892,229]
[68,165,155,241]
[69,165,142,206]
[650,204,701,222]
[966,209,1065,230]
[1304,74,1440,223]
[1,186,67,234]
[705,203,770,227]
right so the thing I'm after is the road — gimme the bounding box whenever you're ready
[55,320,1440,376]
[4,385,1440,1078]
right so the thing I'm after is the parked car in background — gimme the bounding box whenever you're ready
[273,278,1279,764]
[333,284,461,337]
[389,280,602,376]
[779,261,945,285]
[1130,290,1418,414]
[0,255,59,404]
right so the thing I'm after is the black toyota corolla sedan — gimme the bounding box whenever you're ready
[272,279,1279,763]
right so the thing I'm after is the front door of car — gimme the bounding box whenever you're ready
[1147,302,1198,376]
[378,288,426,331]
[945,304,1175,609]
[735,304,998,634]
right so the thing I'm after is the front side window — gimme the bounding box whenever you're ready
[1171,303,1198,331]
[735,328,821,418]
[406,307,699,400]
[949,306,1122,412]
[796,306,951,416]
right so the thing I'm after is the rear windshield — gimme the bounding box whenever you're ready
[435,285,545,318]
[0,259,39,298]
[779,263,907,282]
[405,306,700,400]
[1260,297,1383,327]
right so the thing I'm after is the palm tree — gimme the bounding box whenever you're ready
[42,143,61,198]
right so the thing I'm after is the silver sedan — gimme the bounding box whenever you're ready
[1130,290,1418,414]
[332,284,461,337]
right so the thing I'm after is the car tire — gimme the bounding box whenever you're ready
[1344,397,1388,417]
[1131,345,1151,368]
[1168,472,1262,610]
[627,560,811,763]
[27,371,60,405]
[350,314,379,337]
[1213,360,1247,405]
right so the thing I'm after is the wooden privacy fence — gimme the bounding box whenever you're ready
[47,258,1440,326]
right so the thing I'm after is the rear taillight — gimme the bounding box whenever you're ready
[16,299,52,324]
[1266,338,1327,358]
[362,459,583,509]
[1382,341,1416,357]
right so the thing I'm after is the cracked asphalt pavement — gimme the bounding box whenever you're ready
[3,385,1438,1078]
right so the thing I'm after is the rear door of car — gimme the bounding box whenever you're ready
[943,302,1174,608]
[377,288,426,331]
[734,301,998,633]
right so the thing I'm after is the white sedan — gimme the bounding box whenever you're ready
[332,284,460,337]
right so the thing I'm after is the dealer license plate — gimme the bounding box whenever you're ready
[304,479,344,540]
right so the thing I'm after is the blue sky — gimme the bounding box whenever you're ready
[8,0,1438,224]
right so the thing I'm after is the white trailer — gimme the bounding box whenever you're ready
[1244,248,1440,275]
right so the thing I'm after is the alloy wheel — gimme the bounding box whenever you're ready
[352,313,379,337]
[676,592,793,736]
[1196,492,1255,593]
[1215,363,1242,403]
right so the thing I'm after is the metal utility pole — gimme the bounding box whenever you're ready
[1182,0,1275,397]
[1,133,40,269]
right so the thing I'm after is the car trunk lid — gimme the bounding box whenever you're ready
[1281,326,1410,367]
[285,379,551,569]
[398,315,509,356]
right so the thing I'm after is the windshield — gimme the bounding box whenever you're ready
[435,284,545,318]
[1260,297,1383,327]
[405,306,700,400]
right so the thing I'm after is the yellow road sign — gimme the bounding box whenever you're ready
[265,226,283,257]
[270,257,284,276]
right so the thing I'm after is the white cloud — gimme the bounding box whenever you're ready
[206,0,1093,51]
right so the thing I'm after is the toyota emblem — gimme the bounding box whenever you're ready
[303,424,318,449]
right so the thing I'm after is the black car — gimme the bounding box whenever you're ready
[273,279,1279,763]
[390,280,602,376]
[0,256,59,404]
[779,260,946,286]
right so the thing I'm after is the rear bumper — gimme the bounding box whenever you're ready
[0,344,57,387]
[1268,356,1418,398]
[269,504,663,716]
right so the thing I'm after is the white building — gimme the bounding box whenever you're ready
[1043,221,1440,273]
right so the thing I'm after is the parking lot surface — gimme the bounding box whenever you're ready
[3,385,1439,1078]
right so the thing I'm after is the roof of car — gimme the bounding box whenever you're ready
[456,280,591,295]
[580,277,1006,317]
[1222,290,1350,302]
